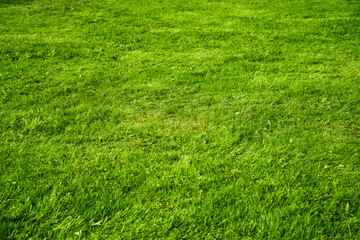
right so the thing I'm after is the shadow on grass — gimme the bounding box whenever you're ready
[0,0,34,5]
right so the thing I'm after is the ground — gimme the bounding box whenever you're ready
[0,0,359,238]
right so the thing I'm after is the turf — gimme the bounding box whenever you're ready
[1,0,359,239]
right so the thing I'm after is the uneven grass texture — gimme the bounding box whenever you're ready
[1,0,360,239]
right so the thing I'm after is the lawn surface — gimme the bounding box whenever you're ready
[1,0,360,239]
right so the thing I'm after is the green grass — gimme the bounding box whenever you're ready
[1,0,359,238]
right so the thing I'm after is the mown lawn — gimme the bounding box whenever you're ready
[1,0,359,238]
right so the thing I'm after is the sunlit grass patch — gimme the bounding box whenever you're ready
[1,0,359,238]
